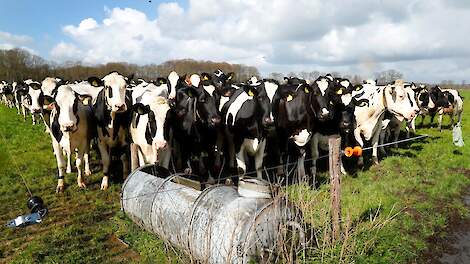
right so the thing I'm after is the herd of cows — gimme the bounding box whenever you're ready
[0,70,464,192]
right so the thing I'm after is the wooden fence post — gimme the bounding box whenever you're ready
[329,135,341,242]
[130,143,139,171]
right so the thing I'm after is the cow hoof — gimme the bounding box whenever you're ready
[66,168,72,174]
[78,182,87,188]
[100,183,108,190]
[56,185,64,193]
[372,157,379,165]
[85,170,92,176]
[184,168,192,174]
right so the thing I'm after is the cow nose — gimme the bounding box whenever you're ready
[153,139,167,150]
[115,103,126,111]
[211,116,221,125]
[62,123,75,132]
[264,117,274,126]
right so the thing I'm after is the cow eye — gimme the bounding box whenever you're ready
[107,86,113,98]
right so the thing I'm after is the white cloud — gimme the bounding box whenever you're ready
[49,0,470,82]
[0,31,36,53]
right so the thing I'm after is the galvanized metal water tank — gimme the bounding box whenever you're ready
[121,165,304,263]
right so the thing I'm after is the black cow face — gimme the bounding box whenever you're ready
[246,82,273,128]
[275,83,311,128]
[429,86,450,108]
[444,91,455,104]
[175,82,220,129]
[309,77,333,121]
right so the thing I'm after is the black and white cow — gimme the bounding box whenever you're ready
[130,86,171,167]
[221,77,272,180]
[0,81,15,108]
[47,85,94,192]
[309,76,369,179]
[379,82,420,154]
[40,77,64,131]
[168,73,221,184]
[271,77,313,181]
[87,72,133,190]
[440,88,463,128]
[17,80,43,125]
[353,79,417,166]
[414,85,450,131]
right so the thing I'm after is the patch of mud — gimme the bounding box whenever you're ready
[418,187,470,264]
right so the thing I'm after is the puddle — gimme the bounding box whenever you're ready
[438,194,470,264]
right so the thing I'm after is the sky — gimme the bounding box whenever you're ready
[1,0,470,83]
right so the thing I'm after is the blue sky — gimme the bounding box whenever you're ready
[1,0,470,82]
[0,0,177,55]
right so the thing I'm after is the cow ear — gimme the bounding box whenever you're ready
[201,72,211,81]
[186,87,199,98]
[157,77,167,85]
[354,84,363,91]
[77,94,92,105]
[18,88,29,96]
[125,74,135,85]
[46,102,56,110]
[30,83,41,90]
[227,72,235,81]
[88,77,103,87]
[132,103,151,115]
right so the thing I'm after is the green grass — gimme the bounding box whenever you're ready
[0,91,469,263]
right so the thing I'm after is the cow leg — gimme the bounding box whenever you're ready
[75,151,86,188]
[159,148,171,169]
[393,124,401,148]
[379,128,387,157]
[297,148,307,183]
[98,142,111,190]
[371,130,381,165]
[438,111,443,131]
[84,152,91,176]
[236,145,247,176]
[354,128,364,168]
[52,141,66,193]
[66,151,72,173]
[121,150,130,179]
[31,114,36,125]
[21,105,27,121]
[254,139,266,180]
[309,133,319,184]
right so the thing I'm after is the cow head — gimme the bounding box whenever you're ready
[88,72,131,113]
[383,82,416,121]
[247,76,274,127]
[213,69,235,89]
[429,86,450,108]
[275,82,312,128]
[50,85,91,132]
[27,82,44,114]
[309,76,334,121]
[175,76,221,129]
[133,95,171,156]
[167,71,180,100]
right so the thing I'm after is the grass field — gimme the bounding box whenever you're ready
[0,91,469,263]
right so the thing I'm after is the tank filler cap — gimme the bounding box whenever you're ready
[238,179,272,199]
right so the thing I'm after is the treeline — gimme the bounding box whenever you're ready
[0,48,259,82]
[269,69,405,85]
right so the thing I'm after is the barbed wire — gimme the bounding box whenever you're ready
[121,134,429,201]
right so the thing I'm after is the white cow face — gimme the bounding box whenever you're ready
[27,82,43,114]
[41,77,61,97]
[53,86,90,133]
[88,72,130,113]
[384,84,416,121]
[54,85,80,132]
[133,95,170,154]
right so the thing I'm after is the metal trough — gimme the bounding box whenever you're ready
[121,165,304,263]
